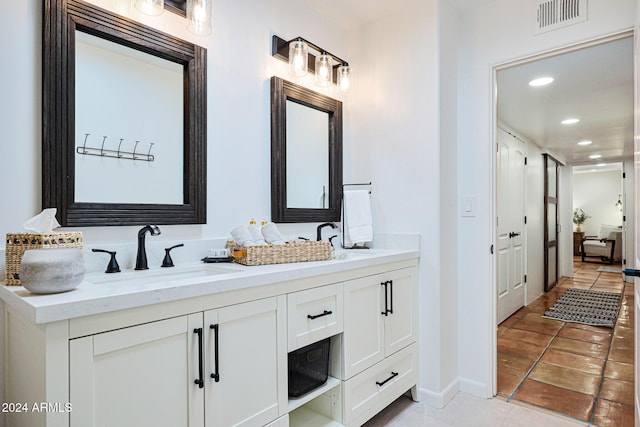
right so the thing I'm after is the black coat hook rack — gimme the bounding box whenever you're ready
[76,134,155,162]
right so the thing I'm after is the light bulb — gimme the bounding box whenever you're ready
[187,0,212,36]
[134,0,163,16]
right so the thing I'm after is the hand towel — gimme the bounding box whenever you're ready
[344,190,373,244]
[230,225,254,246]
[261,222,285,244]
[247,224,267,245]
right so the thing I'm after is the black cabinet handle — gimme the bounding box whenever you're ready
[210,324,220,382]
[375,371,398,386]
[381,280,393,315]
[381,281,389,316]
[307,310,333,320]
[194,328,204,389]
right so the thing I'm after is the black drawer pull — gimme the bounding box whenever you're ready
[194,328,204,389]
[307,310,333,320]
[376,371,398,387]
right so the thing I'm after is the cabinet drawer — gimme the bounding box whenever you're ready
[288,284,343,351]
[343,343,418,427]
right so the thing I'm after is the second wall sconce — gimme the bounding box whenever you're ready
[272,35,352,92]
[134,0,212,36]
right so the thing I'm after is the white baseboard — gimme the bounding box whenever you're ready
[418,378,459,408]
[459,377,492,398]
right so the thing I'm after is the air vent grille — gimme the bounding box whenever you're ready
[534,0,587,35]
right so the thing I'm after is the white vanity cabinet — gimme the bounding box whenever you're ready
[1,253,419,427]
[69,296,287,427]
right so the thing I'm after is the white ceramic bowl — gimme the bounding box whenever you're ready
[19,248,85,294]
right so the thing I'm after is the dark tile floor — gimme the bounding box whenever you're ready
[497,258,635,426]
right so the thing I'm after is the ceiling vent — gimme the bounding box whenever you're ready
[534,0,587,35]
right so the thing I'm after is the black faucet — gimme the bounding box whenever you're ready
[316,222,337,241]
[135,225,161,270]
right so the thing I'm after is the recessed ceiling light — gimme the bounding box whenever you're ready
[578,140,592,146]
[528,77,554,87]
[589,154,602,159]
[562,118,580,125]
[596,163,606,167]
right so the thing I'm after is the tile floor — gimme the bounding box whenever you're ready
[497,258,634,426]
[363,258,634,427]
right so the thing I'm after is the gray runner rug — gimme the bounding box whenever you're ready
[542,288,622,328]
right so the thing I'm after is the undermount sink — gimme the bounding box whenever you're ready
[85,264,239,287]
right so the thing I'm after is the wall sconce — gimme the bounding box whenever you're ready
[272,35,352,92]
[615,195,622,212]
[135,0,212,36]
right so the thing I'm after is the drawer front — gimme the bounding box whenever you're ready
[287,283,343,351]
[343,343,418,427]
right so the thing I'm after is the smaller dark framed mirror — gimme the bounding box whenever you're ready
[270,77,343,223]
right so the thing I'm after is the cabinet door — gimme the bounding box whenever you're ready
[205,296,287,427]
[383,268,418,357]
[343,274,385,379]
[70,314,204,427]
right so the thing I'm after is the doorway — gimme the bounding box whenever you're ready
[493,33,634,423]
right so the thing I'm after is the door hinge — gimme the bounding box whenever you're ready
[623,172,626,178]
[623,215,626,222]
[490,244,494,254]
[524,274,527,283]
[524,216,527,224]
[524,157,528,165]
[623,258,626,265]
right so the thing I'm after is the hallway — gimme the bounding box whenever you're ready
[497,258,634,426]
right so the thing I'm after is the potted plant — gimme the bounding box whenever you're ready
[573,208,590,232]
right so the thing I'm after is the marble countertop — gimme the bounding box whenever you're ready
[0,249,419,324]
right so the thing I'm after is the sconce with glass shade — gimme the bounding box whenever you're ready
[615,194,623,212]
[337,64,351,92]
[187,0,212,36]
[272,35,352,93]
[315,52,332,87]
[289,39,309,77]
[134,0,164,16]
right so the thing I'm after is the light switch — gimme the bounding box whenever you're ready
[461,196,476,217]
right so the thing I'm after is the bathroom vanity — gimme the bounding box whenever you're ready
[0,249,418,427]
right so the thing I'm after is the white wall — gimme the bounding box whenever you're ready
[347,1,453,405]
[457,0,636,397]
[525,137,545,303]
[573,170,624,236]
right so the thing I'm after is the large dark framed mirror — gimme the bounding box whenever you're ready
[270,77,343,223]
[43,0,207,226]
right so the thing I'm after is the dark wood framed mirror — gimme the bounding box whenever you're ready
[43,0,206,226]
[270,77,343,223]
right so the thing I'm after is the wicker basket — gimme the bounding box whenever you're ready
[5,232,84,285]
[229,240,332,266]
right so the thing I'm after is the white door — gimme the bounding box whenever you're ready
[205,296,286,427]
[69,314,204,427]
[497,127,526,324]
